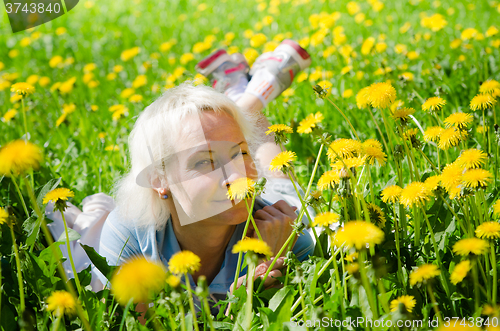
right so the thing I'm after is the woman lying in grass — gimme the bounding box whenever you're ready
[47,40,320,313]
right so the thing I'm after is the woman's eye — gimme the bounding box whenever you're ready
[195,159,213,167]
[232,151,248,159]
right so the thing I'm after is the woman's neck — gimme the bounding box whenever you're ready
[171,212,237,284]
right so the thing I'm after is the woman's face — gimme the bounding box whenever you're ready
[165,110,258,226]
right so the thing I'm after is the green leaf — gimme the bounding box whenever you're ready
[81,244,117,279]
[269,286,293,312]
[57,228,81,242]
[25,178,62,247]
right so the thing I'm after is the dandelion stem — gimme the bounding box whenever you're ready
[256,232,296,293]
[367,108,392,164]
[491,242,497,304]
[60,211,83,295]
[472,260,481,313]
[244,260,256,330]
[417,148,439,173]
[392,204,405,290]
[358,249,378,319]
[230,194,257,315]
[202,297,215,331]
[10,174,30,219]
[244,199,262,241]
[22,178,92,331]
[52,314,62,331]
[184,274,200,331]
[325,96,360,140]
[287,166,325,259]
[421,208,452,302]
[10,224,25,314]
[179,300,187,331]
[21,98,29,142]
[427,284,443,323]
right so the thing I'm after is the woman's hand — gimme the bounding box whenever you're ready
[247,200,299,258]
[229,256,286,294]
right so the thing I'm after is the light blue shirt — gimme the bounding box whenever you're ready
[98,196,315,295]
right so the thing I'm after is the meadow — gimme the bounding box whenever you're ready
[1,0,500,329]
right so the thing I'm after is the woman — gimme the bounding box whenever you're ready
[97,82,315,300]
[45,39,317,307]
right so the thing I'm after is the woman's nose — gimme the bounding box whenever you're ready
[220,159,247,188]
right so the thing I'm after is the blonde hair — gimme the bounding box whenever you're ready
[111,82,264,229]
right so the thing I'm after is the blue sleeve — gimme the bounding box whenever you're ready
[97,208,142,285]
[292,228,315,262]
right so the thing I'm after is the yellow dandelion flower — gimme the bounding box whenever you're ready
[493,200,500,217]
[366,82,397,109]
[356,86,371,109]
[180,53,195,65]
[444,112,473,130]
[475,222,500,239]
[46,290,76,316]
[313,212,340,227]
[232,237,273,257]
[462,169,493,189]
[342,252,357,264]
[266,124,293,135]
[331,156,367,173]
[479,79,500,94]
[390,295,416,313]
[327,139,362,161]
[367,203,386,227]
[11,82,35,96]
[402,128,419,141]
[166,274,181,288]
[43,188,75,204]
[424,126,444,142]
[391,107,415,125]
[399,182,432,208]
[0,207,9,225]
[470,93,497,111]
[297,112,323,134]
[2,109,17,123]
[121,47,140,62]
[482,304,500,317]
[440,163,463,199]
[422,96,446,112]
[129,94,143,103]
[438,127,463,150]
[346,263,359,275]
[332,220,385,250]
[477,125,488,134]
[105,145,120,151]
[269,151,296,172]
[453,238,489,256]
[0,140,42,177]
[168,251,201,275]
[450,260,471,285]
[226,177,256,201]
[111,257,167,305]
[132,75,147,89]
[409,264,440,286]
[317,170,341,190]
[250,33,267,47]
[362,143,387,166]
[456,149,487,169]
[381,185,402,203]
[425,175,442,191]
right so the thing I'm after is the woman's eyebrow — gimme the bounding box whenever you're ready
[191,141,247,154]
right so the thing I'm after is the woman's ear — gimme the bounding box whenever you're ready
[153,187,170,198]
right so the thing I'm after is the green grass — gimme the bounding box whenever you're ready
[1,0,500,329]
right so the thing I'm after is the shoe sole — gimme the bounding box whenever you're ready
[276,39,312,71]
[195,49,231,76]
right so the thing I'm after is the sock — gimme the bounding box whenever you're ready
[244,69,281,108]
[224,75,248,103]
